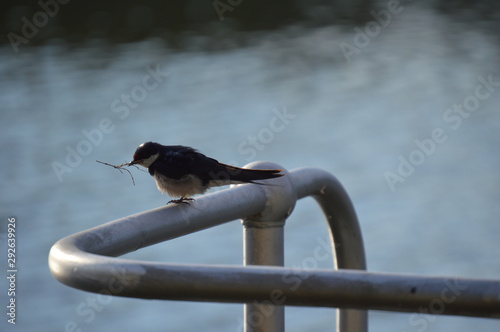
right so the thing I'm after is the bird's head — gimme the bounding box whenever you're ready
[129,142,161,168]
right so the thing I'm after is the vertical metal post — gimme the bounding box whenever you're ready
[239,161,295,332]
[243,220,285,332]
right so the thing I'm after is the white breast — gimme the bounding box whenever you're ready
[153,173,207,198]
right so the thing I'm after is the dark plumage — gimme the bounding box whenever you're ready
[129,142,283,203]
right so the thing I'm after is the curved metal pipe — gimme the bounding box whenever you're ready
[291,167,367,331]
[48,166,500,331]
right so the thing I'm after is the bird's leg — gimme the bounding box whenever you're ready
[167,197,195,205]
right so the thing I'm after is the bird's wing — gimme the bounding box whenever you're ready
[150,147,202,179]
[150,145,282,185]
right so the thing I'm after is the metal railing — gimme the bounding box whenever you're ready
[49,162,500,332]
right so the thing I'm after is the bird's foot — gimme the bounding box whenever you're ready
[167,197,195,205]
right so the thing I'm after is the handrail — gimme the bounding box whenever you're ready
[49,164,500,332]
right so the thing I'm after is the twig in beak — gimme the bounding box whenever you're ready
[96,160,141,185]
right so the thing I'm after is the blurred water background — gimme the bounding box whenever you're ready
[1,0,500,331]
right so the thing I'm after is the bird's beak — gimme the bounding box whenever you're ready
[128,160,139,165]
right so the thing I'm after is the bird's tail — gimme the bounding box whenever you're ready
[209,163,283,185]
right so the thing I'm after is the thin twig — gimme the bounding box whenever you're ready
[96,160,141,185]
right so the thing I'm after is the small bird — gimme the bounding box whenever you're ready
[129,142,283,204]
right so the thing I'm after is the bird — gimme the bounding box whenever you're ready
[129,142,283,204]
